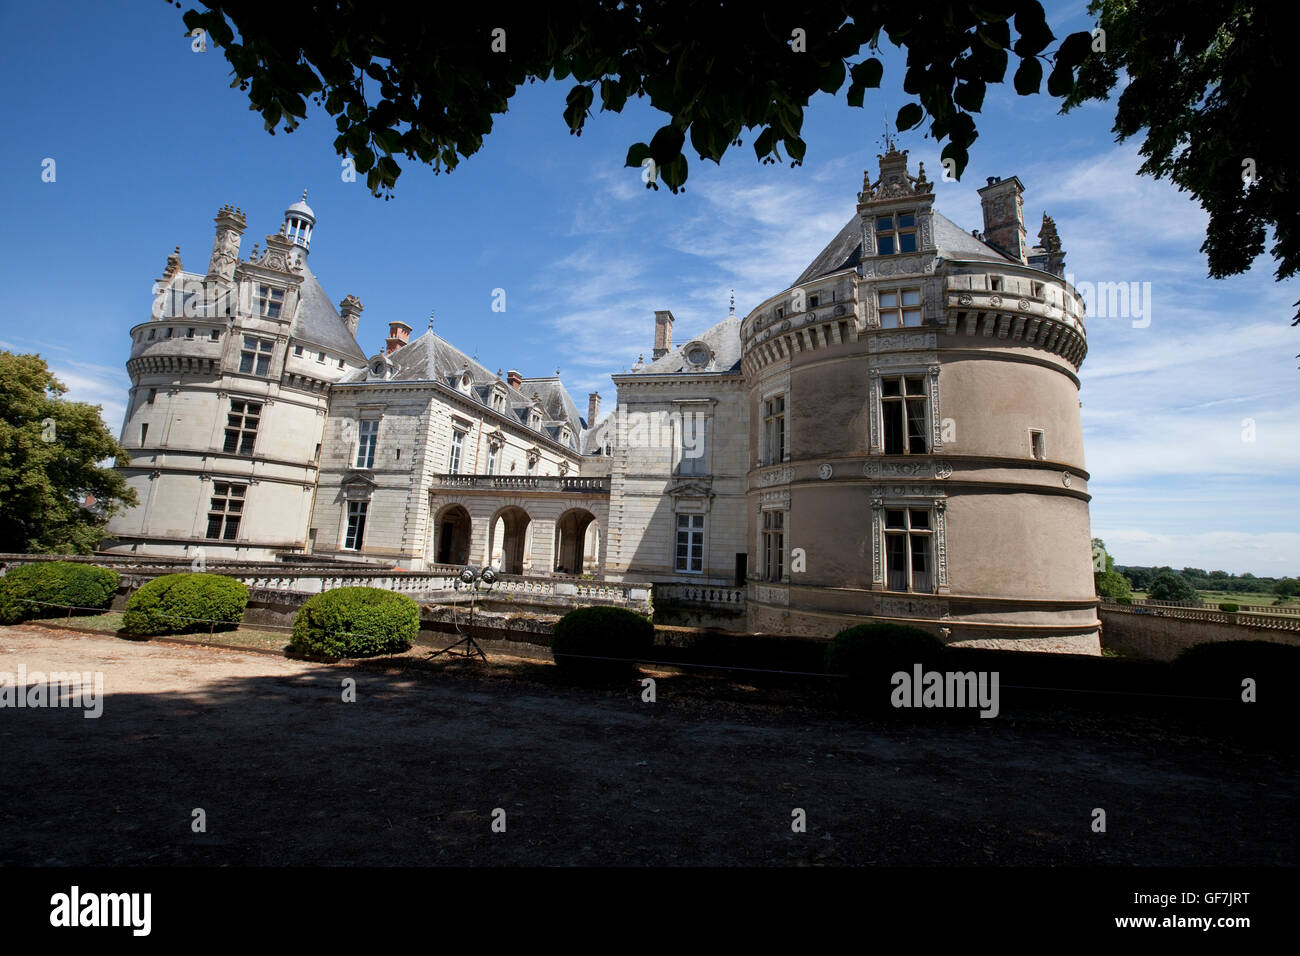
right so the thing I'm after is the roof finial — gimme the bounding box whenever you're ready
[301,189,308,202]
[428,310,434,333]
[555,367,561,376]
[729,289,735,315]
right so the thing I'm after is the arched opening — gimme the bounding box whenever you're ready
[432,504,472,566]
[554,508,597,575]
[490,506,531,575]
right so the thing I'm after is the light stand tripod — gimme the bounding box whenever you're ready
[427,565,497,661]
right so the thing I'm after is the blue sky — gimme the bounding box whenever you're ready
[2,2,1296,575]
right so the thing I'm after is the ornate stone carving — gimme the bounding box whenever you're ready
[958,293,973,307]
[757,466,794,486]
[989,295,1003,308]
[817,463,833,480]
[1062,471,1072,487]
[935,460,953,479]
[928,365,943,451]
[867,332,936,351]
[1018,298,1031,312]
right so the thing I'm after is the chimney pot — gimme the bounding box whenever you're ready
[507,369,522,388]
[587,392,601,426]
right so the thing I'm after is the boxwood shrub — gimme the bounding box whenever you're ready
[0,561,119,625]
[123,573,248,637]
[289,586,418,658]
[824,621,946,712]
[1218,602,1240,613]
[551,605,655,679]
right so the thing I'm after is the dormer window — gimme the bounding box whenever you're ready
[256,285,284,318]
[876,212,918,254]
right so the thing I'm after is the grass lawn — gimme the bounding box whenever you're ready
[1128,590,1290,607]
[25,611,293,652]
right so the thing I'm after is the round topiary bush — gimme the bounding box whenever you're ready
[0,561,119,625]
[122,573,249,637]
[824,621,946,712]
[289,586,418,658]
[551,605,655,679]
[1218,602,1240,613]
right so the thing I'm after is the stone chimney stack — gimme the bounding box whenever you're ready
[977,176,1027,264]
[587,392,600,426]
[206,205,246,284]
[339,295,364,339]
[653,310,675,360]
[385,320,411,355]
[507,369,523,388]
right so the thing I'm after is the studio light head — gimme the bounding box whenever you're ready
[459,567,476,585]
[480,567,498,585]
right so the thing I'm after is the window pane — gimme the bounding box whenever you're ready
[882,378,902,397]
[260,340,273,352]
[902,290,920,306]
[885,509,906,529]
[239,353,253,374]
[899,233,917,253]
[256,356,270,376]
[206,516,222,539]
[911,535,931,592]
[905,376,925,395]
[243,336,256,350]
[222,517,239,540]
[909,510,930,529]
[907,399,928,453]
[886,535,908,590]
[898,213,915,227]
[883,401,904,454]
[879,292,898,308]
[223,432,238,453]
[877,236,895,255]
[902,309,923,327]
[876,216,893,229]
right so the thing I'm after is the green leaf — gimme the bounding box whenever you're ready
[1013,57,1042,95]
[896,102,923,131]
[953,80,985,112]
[1046,60,1074,97]
[625,142,651,168]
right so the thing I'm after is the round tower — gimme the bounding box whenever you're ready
[741,148,1099,653]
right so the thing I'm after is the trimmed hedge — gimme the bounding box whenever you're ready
[289,586,418,658]
[824,622,945,712]
[123,573,249,637]
[1218,602,1240,613]
[552,605,655,679]
[0,561,120,625]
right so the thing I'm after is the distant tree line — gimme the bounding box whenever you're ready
[1115,566,1300,600]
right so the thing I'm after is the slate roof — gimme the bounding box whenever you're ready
[289,261,367,363]
[339,330,588,451]
[791,210,1012,288]
[636,315,743,375]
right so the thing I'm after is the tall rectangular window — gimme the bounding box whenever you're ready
[487,443,499,475]
[256,285,284,318]
[878,288,922,328]
[884,508,932,592]
[1030,429,1046,460]
[763,395,786,465]
[206,483,245,541]
[882,375,928,455]
[238,336,273,376]
[355,419,379,468]
[448,429,465,474]
[676,414,708,476]
[762,510,786,581]
[344,501,368,551]
[223,400,261,455]
[675,514,704,573]
[876,212,917,255]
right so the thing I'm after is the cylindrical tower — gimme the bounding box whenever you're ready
[741,148,1099,653]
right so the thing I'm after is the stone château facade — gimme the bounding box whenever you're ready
[106,148,1100,653]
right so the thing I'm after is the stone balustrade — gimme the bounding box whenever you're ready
[430,474,609,493]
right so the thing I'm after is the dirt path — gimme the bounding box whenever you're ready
[1,625,1295,866]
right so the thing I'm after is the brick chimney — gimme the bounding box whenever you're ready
[977,176,1027,264]
[339,295,363,339]
[587,392,600,426]
[653,310,675,360]
[506,369,523,388]
[385,320,411,355]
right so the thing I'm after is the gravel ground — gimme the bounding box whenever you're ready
[1,624,1295,866]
